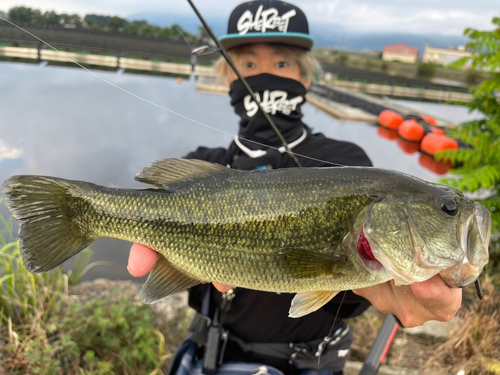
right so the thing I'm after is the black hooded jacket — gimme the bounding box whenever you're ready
[183,124,373,371]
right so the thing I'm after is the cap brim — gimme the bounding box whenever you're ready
[219,32,313,50]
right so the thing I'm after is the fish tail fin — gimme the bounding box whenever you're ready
[2,175,95,273]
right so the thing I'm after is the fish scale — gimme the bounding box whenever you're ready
[76,186,371,292]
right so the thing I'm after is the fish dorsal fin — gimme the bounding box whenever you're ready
[289,290,340,318]
[135,158,232,188]
[140,256,202,304]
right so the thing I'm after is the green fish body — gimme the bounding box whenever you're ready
[1,159,491,317]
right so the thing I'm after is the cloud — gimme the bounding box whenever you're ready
[0,139,23,162]
[317,2,497,35]
[0,0,498,36]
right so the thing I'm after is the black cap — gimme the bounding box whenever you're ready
[219,0,314,51]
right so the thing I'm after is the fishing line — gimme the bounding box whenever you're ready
[316,291,347,365]
[0,16,346,168]
[328,291,347,338]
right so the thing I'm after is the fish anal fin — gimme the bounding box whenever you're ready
[140,256,201,304]
[279,248,346,278]
[135,158,233,188]
[289,291,340,318]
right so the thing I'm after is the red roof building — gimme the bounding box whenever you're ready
[382,44,419,63]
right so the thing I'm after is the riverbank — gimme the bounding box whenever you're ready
[66,278,499,375]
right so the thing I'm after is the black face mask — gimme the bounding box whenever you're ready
[229,73,308,149]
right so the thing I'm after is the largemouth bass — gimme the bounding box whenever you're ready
[1,159,491,317]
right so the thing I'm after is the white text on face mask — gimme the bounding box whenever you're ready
[244,90,303,117]
[237,5,297,35]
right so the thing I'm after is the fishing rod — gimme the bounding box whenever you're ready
[184,4,403,375]
[186,0,303,168]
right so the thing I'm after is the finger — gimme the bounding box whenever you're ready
[127,243,158,277]
[213,283,233,293]
[410,275,462,320]
[410,275,448,301]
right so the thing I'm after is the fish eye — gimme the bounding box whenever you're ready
[440,198,459,216]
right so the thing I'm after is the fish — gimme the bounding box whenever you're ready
[1,158,492,318]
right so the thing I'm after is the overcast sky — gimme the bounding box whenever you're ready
[1,0,498,35]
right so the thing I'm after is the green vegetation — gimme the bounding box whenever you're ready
[0,206,188,374]
[416,62,439,79]
[465,68,485,85]
[338,53,349,65]
[437,17,500,282]
[5,6,195,42]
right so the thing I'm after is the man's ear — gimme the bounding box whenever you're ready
[303,78,311,89]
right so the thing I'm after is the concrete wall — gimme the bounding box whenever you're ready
[382,52,417,64]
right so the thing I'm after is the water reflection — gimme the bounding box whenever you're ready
[0,61,471,280]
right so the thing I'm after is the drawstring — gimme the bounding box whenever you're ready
[234,128,308,158]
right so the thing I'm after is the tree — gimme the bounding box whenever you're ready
[437,17,500,251]
[39,11,61,26]
[158,26,175,38]
[108,16,126,32]
[138,24,155,37]
[171,23,194,41]
[197,25,211,42]
[84,14,110,29]
[8,6,36,23]
[124,22,139,35]
[60,13,82,27]
[338,54,349,65]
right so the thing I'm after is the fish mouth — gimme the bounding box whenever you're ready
[439,203,491,288]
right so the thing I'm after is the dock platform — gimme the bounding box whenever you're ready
[195,76,456,127]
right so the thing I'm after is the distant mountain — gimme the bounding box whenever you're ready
[314,28,468,54]
[0,10,6,17]
[127,11,468,53]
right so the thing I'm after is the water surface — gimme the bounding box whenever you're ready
[0,62,476,281]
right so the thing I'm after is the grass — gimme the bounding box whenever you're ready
[0,205,187,374]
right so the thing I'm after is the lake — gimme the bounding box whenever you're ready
[0,61,480,281]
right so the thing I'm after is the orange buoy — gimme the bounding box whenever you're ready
[430,127,445,136]
[177,77,183,84]
[420,114,437,126]
[378,110,404,130]
[419,154,452,175]
[377,126,398,141]
[397,138,420,154]
[398,119,424,142]
[420,133,459,156]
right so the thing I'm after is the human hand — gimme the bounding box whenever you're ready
[353,275,462,328]
[127,243,233,293]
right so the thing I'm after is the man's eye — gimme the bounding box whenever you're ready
[276,61,289,68]
[245,62,256,68]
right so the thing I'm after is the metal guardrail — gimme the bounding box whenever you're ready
[321,62,470,93]
[0,45,217,77]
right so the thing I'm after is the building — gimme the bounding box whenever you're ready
[422,46,472,66]
[382,44,418,63]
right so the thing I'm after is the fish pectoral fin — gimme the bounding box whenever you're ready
[279,248,346,278]
[140,256,201,304]
[289,291,340,318]
[135,158,234,188]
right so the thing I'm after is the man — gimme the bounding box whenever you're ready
[128,1,462,374]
